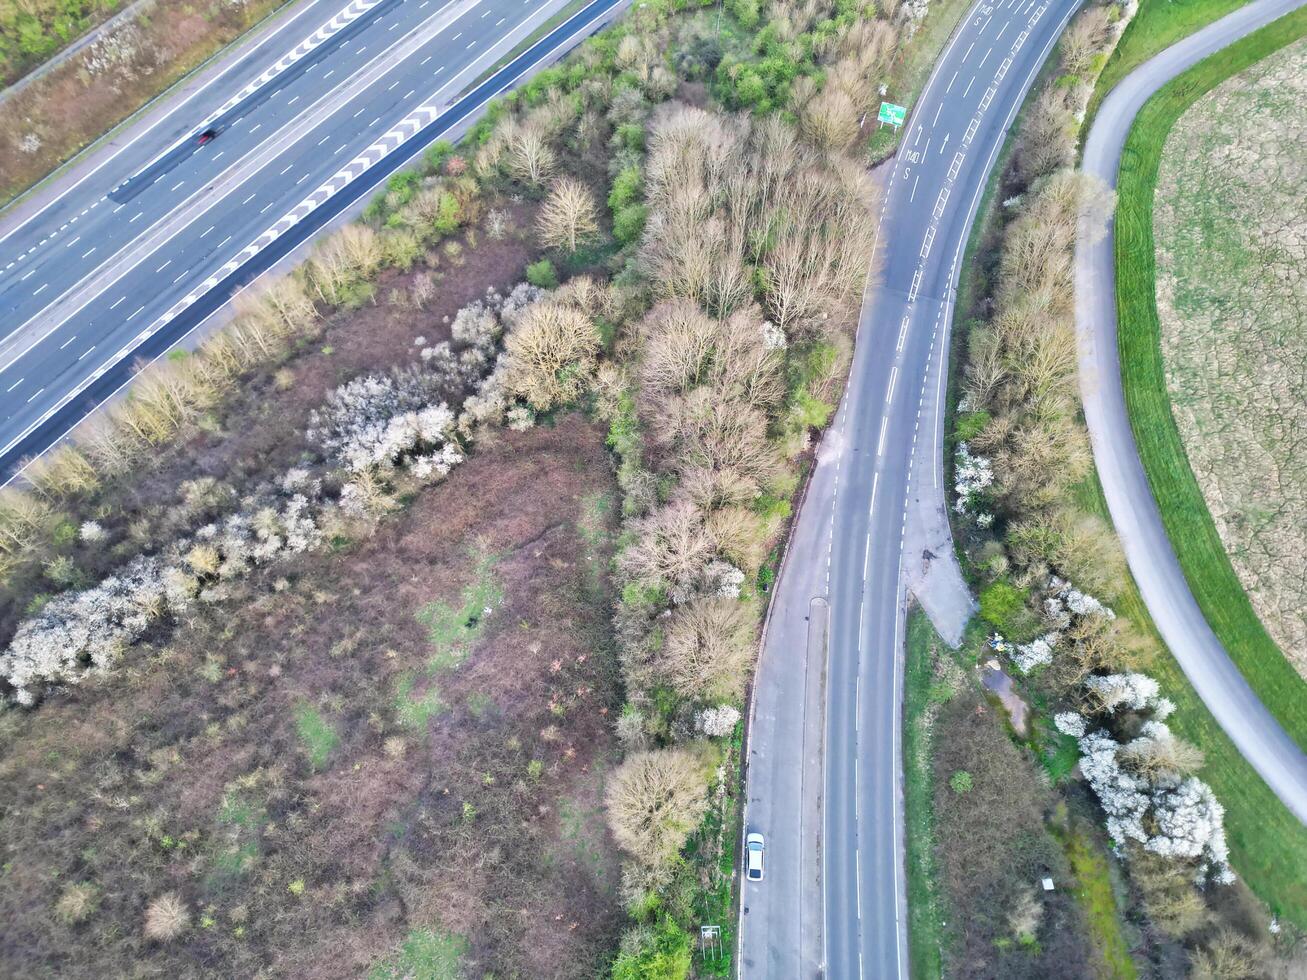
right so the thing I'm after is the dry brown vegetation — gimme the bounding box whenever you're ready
[1153,39,1307,673]
[0,415,625,977]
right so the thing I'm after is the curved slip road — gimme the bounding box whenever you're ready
[1075,0,1307,824]
[0,0,627,481]
[738,0,1085,975]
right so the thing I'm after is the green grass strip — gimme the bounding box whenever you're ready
[904,609,945,980]
[1056,822,1137,979]
[1113,6,1307,757]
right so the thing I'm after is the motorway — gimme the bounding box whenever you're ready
[738,0,1084,975]
[1075,0,1307,823]
[0,0,623,479]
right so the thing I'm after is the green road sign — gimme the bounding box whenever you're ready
[878,102,907,127]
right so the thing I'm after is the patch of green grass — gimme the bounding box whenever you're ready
[1072,476,1307,929]
[1113,7,1307,756]
[370,927,467,980]
[415,546,503,671]
[394,674,447,731]
[1088,0,1253,126]
[904,609,945,980]
[1040,731,1082,785]
[1054,820,1137,979]
[294,704,339,770]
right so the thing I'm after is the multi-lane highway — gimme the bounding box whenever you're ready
[1076,0,1307,823]
[0,0,623,479]
[739,0,1083,975]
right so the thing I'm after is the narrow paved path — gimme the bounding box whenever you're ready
[1075,0,1307,824]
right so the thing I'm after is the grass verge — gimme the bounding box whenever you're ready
[1113,5,1307,754]
[904,608,945,980]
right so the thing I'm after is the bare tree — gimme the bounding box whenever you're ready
[657,596,758,701]
[537,177,600,253]
[502,300,601,410]
[605,748,710,869]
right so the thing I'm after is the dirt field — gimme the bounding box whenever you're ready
[1153,38,1307,675]
[0,414,625,977]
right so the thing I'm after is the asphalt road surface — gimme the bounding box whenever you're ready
[1075,0,1307,823]
[0,0,623,480]
[738,0,1085,976]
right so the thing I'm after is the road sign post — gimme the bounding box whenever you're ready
[877,101,907,128]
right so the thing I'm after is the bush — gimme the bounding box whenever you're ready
[526,259,558,289]
[143,892,189,941]
[613,204,648,245]
[608,165,643,212]
[978,581,1028,634]
[611,918,693,980]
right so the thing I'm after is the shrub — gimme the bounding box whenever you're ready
[608,165,643,212]
[143,892,189,941]
[54,883,99,925]
[611,917,693,980]
[605,748,710,869]
[526,259,558,289]
[978,581,1027,633]
[949,770,973,794]
[612,203,648,245]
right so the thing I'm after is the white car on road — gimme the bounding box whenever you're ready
[745,832,765,881]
